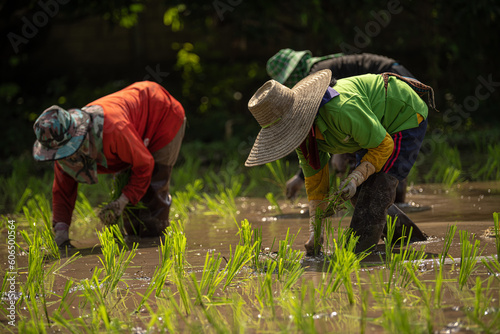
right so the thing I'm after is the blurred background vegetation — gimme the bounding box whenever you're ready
[1,0,500,212]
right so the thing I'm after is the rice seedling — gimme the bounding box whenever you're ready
[493,212,499,259]
[22,242,50,332]
[481,212,500,282]
[258,262,279,320]
[203,187,239,220]
[382,217,427,291]
[199,251,225,301]
[458,230,482,289]
[406,262,435,333]
[463,276,500,333]
[171,154,202,192]
[102,169,149,235]
[252,230,264,272]
[73,191,98,227]
[359,287,369,334]
[307,206,325,256]
[78,270,130,332]
[265,192,283,215]
[423,142,462,184]
[379,288,426,334]
[96,225,138,297]
[201,170,244,221]
[135,230,175,311]
[236,219,252,246]
[319,225,364,304]
[16,227,83,332]
[473,143,500,181]
[230,293,249,333]
[441,224,457,267]
[272,229,304,290]
[77,174,113,206]
[171,178,203,221]
[280,281,319,333]
[234,219,265,272]
[245,164,283,197]
[146,298,179,332]
[52,279,76,317]
[189,273,232,332]
[169,220,191,315]
[264,159,293,196]
[21,194,60,259]
[222,243,256,291]
[433,264,446,308]
[202,163,245,196]
[443,166,462,188]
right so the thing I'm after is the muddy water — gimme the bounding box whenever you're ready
[4,181,500,331]
[65,181,500,287]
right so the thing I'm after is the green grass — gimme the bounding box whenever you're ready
[423,142,463,185]
[472,144,500,181]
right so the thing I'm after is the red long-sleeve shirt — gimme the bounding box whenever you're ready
[52,81,185,224]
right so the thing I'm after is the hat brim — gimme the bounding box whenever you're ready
[245,69,332,167]
[33,109,90,162]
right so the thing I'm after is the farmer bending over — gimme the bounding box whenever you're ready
[245,70,435,255]
[32,81,186,248]
[267,49,415,204]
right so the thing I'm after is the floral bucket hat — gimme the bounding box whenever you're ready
[33,105,90,161]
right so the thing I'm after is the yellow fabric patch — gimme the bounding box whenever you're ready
[305,163,330,200]
[360,132,394,172]
[315,124,325,140]
[417,113,424,124]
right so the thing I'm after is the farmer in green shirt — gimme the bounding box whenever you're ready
[267,48,415,203]
[245,69,435,255]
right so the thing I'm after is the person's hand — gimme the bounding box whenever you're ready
[336,161,376,200]
[285,175,305,200]
[304,199,328,256]
[338,171,362,200]
[99,193,130,226]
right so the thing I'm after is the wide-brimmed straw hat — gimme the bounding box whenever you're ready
[245,69,332,167]
[33,105,90,161]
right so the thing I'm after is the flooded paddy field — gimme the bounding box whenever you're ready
[1,181,500,333]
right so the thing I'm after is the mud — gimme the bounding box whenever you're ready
[59,181,500,289]
[3,181,500,331]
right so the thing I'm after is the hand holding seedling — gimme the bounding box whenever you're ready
[336,161,376,200]
[98,193,129,226]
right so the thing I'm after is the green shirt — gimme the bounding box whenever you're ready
[297,73,428,177]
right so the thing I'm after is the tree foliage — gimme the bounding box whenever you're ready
[0,0,499,162]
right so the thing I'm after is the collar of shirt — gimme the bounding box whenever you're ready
[319,86,339,110]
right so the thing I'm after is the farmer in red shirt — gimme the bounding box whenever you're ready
[33,81,186,248]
